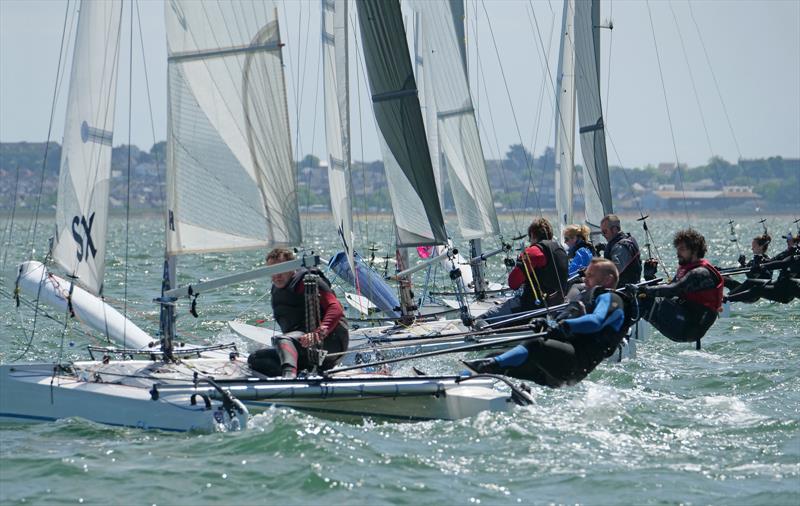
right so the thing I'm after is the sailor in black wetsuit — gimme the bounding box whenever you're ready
[749,233,800,303]
[248,248,349,378]
[464,258,633,388]
[637,229,723,345]
[600,214,642,286]
[724,234,773,303]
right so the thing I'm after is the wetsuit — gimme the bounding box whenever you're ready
[724,249,800,304]
[640,259,722,344]
[478,287,632,387]
[478,240,568,328]
[248,268,349,377]
[723,254,772,303]
[604,232,642,286]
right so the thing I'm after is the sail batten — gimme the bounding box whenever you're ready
[51,0,124,295]
[356,0,447,247]
[165,0,301,256]
[575,0,613,233]
[411,0,499,240]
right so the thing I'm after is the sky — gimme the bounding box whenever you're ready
[0,0,798,169]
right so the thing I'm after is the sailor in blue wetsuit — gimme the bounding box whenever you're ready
[464,258,632,388]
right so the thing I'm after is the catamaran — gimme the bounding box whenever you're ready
[1,0,531,433]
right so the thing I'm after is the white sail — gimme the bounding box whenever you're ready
[553,0,577,241]
[411,1,499,240]
[413,11,445,207]
[574,0,613,236]
[356,0,447,247]
[165,0,301,255]
[51,0,123,295]
[322,0,355,275]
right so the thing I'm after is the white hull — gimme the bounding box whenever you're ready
[0,363,248,432]
[0,358,514,430]
[17,261,153,349]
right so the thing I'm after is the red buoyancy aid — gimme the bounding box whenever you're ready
[675,258,723,312]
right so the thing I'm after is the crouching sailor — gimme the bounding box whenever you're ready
[463,258,632,388]
[248,248,349,378]
[723,234,773,303]
[638,229,722,346]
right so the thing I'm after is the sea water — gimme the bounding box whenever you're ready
[1,214,798,505]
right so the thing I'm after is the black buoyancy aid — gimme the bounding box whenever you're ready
[605,232,642,286]
[575,286,634,359]
[271,267,341,334]
[525,239,568,304]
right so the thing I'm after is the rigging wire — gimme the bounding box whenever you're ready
[480,0,543,216]
[667,0,742,259]
[24,0,74,259]
[1,165,21,276]
[645,0,691,224]
[686,1,743,161]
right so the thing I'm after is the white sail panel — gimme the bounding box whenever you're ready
[553,0,577,241]
[412,1,499,240]
[52,0,123,295]
[356,0,447,247]
[575,0,613,235]
[413,12,445,206]
[165,0,301,255]
[322,0,355,274]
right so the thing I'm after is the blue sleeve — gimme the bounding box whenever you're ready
[565,293,625,334]
[568,247,593,276]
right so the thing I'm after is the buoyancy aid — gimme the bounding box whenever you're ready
[271,268,344,334]
[605,232,642,286]
[573,286,634,359]
[522,239,568,305]
[675,259,723,313]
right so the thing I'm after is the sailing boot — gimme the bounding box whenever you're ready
[461,358,501,375]
[274,337,299,378]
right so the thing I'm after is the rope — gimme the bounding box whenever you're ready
[645,0,690,224]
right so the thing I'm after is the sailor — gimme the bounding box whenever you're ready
[247,248,349,378]
[600,214,642,286]
[637,229,723,345]
[723,234,773,303]
[463,258,632,387]
[474,218,568,329]
[744,232,800,303]
[564,224,597,277]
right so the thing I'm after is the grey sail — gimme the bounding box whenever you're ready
[411,0,499,240]
[356,0,447,247]
[574,0,612,235]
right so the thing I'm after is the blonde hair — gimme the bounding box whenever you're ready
[563,224,590,242]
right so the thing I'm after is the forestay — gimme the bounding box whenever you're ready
[574,0,613,236]
[411,0,499,240]
[165,0,301,255]
[51,0,123,295]
[356,0,447,247]
[322,0,355,275]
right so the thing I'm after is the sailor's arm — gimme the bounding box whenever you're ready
[644,267,716,298]
[508,246,546,290]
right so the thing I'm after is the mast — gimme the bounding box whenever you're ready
[554,0,577,243]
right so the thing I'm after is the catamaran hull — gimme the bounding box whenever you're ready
[16,261,153,349]
[0,364,248,432]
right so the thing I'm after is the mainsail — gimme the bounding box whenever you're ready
[356,0,447,247]
[553,0,577,239]
[321,0,355,275]
[165,0,301,255]
[411,0,499,240]
[51,0,123,295]
[574,0,613,235]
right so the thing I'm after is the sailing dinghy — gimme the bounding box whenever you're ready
[2,0,522,432]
